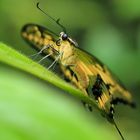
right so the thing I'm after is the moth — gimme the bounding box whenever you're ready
[21,3,135,140]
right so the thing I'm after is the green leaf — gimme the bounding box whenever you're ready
[0,42,98,110]
[0,42,117,140]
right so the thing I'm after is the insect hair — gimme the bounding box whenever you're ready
[37,2,67,33]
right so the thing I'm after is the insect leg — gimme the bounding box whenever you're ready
[47,52,63,70]
[29,45,49,60]
[38,53,53,63]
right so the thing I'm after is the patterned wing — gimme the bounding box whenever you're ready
[21,23,58,54]
[75,47,135,121]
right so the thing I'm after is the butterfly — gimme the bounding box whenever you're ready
[21,2,135,140]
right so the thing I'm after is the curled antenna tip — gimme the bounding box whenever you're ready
[37,2,40,7]
[36,1,67,33]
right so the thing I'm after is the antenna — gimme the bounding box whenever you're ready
[113,119,125,140]
[36,2,67,33]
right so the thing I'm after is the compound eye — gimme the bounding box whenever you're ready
[62,33,68,40]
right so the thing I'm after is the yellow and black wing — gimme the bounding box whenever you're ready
[21,24,135,121]
[75,47,135,121]
[21,23,58,52]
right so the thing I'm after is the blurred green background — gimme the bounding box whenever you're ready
[0,0,140,140]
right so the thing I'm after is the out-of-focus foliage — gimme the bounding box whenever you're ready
[0,62,119,140]
[0,0,140,140]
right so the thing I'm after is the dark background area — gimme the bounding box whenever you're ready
[0,0,140,140]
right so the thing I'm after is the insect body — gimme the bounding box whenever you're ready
[21,3,135,140]
[21,24,135,120]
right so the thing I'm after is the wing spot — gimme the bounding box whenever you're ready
[92,74,103,100]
